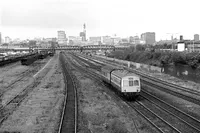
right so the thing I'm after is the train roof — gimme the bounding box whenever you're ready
[101,65,139,78]
[101,65,120,71]
[112,69,139,78]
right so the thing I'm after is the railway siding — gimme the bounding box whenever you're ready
[64,52,160,133]
[74,52,200,132]
[82,53,200,93]
[0,54,65,133]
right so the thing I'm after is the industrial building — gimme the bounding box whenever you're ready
[5,36,12,44]
[80,23,87,41]
[57,31,67,45]
[141,32,156,45]
[129,36,140,44]
[68,36,82,45]
[89,36,101,45]
[0,32,1,45]
[194,34,199,41]
[102,36,112,45]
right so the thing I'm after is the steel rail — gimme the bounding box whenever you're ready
[58,53,77,133]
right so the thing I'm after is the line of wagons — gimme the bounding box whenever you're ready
[101,65,141,100]
[21,51,54,65]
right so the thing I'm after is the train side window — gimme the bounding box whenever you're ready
[134,80,139,86]
[129,78,134,86]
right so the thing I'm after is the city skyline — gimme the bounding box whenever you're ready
[1,0,200,40]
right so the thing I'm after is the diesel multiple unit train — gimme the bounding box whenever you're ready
[101,65,141,99]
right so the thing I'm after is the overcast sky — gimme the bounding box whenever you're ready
[1,0,200,40]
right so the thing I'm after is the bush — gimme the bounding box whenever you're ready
[109,48,200,68]
[187,59,199,68]
[153,52,162,60]
[136,44,145,51]
[160,55,170,64]
[171,52,186,64]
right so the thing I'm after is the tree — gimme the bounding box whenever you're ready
[136,44,145,51]
[2,43,8,47]
[29,40,36,47]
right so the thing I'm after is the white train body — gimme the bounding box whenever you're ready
[101,66,140,98]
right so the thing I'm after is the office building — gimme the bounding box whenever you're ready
[80,32,86,41]
[141,32,156,45]
[129,36,140,44]
[57,31,67,44]
[80,23,87,41]
[89,36,101,45]
[68,36,82,45]
[102,36,112,45]
[112,37,121,45]
[194,34,199,41]
[5,36,11,43]
[0,32,1,45]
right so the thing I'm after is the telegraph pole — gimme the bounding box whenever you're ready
[166,33,179,50]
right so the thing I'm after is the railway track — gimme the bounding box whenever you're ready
[0,61,20,73]
[0,62,48,100]
[69,52,200,133]
[0,59,53,126]
[0,79,40,124]
[76,53,200,105]
[141,79,200,106]
[58,53,77,133]
[141,90,200,132]
[65,52,163,133]
[67,52,183,133]
[0,54,33,67]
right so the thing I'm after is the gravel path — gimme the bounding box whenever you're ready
[0,54,65,133]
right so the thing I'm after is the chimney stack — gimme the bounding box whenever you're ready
[180,35,183,41]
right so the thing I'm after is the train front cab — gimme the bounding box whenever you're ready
[121,75,140,98]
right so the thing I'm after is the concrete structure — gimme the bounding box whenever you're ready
[112,37,121,45]
[194,34,199,41]
[83,23,86,41]
[177,35,185,51]
[177,42,185,51]
[185,41,200,52]
[129,36,134,43]
[141,32,156,45]
[102,36,112,45]
[45,38,57,42]
[57,31,67,44]
[89,36,101,45]
[11,38,22,45]
[80,32,86,41]
[121,38,129,44]
[80,23,86,41]
[5,36,11,43]
[68,36,82,45]
[130,36,140,44]
[0,32,1,45]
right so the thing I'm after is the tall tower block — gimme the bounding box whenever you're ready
[80,23,87,41]
[83,23,86,41]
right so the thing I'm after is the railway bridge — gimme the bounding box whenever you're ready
[34,45,130,51]
[1,45,130,52]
